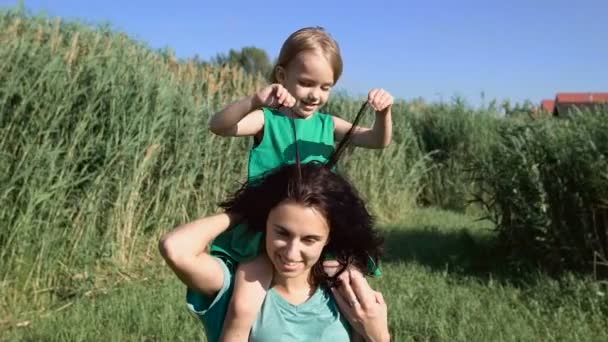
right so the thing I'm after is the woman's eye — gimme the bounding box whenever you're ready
[303,238,317,244]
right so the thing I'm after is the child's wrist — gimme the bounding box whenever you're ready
[249,94,262,110]
[375,108,391,116]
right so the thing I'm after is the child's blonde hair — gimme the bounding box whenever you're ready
[271,27,343,84]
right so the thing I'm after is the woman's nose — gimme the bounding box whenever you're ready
[284,240,301,260]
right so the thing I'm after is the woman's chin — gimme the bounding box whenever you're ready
[272,260,308,278]
[276,264,303,277]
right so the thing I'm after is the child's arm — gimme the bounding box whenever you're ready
[209,84,296,137]
[220,255,273,342]
[334,88,393,149]
[158,212,239,297]
[208,95,264,137]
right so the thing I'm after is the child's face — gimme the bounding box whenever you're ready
[277,50,334,118]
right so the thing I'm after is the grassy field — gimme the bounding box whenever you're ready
[3,208,607,341]
[2,7,608,341]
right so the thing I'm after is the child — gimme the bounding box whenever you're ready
[208,26,393,341]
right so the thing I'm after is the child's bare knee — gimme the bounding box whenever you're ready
[237,257,273,285]
[231,297,258,318]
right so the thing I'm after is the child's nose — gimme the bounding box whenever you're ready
[308,91,319,101]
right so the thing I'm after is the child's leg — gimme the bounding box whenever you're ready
[220,254,273,342]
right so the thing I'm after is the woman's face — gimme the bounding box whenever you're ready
[265,201,330,280]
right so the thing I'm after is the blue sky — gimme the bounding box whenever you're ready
[3,0,607,107]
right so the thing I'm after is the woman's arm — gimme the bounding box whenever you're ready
[159,212,239,296]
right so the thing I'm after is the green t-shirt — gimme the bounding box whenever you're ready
[210,108,335,263]
[186,257,352,342]
[248,107,335,180]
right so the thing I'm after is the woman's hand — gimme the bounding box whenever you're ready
[330,269,390,342]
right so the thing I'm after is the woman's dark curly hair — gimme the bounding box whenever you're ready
[220,101,382,287]
[219,162,383,287]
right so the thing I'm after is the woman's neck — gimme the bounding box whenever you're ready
[271,273,317,305]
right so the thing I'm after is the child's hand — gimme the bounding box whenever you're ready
[254,84,297,109]
[368,88,394,114]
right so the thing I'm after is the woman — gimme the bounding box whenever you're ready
[159,162,390,341]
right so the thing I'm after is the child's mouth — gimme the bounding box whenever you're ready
[300,101,317,110]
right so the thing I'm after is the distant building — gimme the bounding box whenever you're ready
[539,93,608,116]
[541,99,555,114]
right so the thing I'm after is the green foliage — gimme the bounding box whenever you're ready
[212,46,273,79]
[0,8,428,316]
[406,97,500,211]
[0,8,260,314]
[471,108,608,274]
[322,95,429,219]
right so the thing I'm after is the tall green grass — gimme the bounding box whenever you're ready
[470,107,608,274]
[406,98,501,211]
[0,8,272,315]
[0,8,428,317]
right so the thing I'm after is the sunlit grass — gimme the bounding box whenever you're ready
[4,209,607,341]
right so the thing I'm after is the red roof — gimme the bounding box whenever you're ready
[541,99,555,113]
[555,93,608,103]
